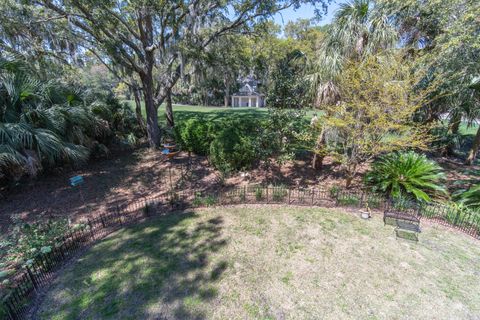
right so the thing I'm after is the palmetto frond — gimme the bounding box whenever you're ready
[308,0,397,108]
[0,144,26,168]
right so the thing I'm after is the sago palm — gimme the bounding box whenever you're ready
[456,184,480,211]
[365,151,447,202]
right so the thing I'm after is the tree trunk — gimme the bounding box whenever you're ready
[445,114,461,156]
[133,87,146,131]
[312,127,326,170]
[345,164,357,188]
[224,79,230,107]
[165,87,174,128]
[141,74,160,147]
[138,11,160,148]
[466,125,480,165]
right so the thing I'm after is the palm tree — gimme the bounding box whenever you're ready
[0,57,99,184]
[309,0,397,106]
[307,0,397,169]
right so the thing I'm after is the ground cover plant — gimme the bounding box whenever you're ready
[35,206,480,319]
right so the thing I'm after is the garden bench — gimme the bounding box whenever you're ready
[383,210,420,226]
[395,220,421,233]
[394,227,419,242]
[384,210,421,242]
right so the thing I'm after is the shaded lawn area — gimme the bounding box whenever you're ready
[37,206,480,320]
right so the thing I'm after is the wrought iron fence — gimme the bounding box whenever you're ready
[1,185,478,319]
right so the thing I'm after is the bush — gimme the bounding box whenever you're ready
[255,187,264,201]
[329,185,341,199]
[210,125,256,172]
[1,217,70,265]
[365,151,447,202]
[271,186,288,201]
[175,118,217,155]
[337,193,361,206]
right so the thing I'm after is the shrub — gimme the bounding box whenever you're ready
[271,186,288,201]
[365,194,383,209]
[210,126,256,172]
[337,193,360,206]
[329,185,341,199]
[175,118,217,155]
[255,187,264,201]
[193,192,203,207]
[203,195,217,206]
[1,217,70,265]
[193,193,217,207]
[365,151,447,202]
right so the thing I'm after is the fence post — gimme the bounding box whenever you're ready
[88,219,94,239]
[100,214,106,228]
[25,265,38,292]
[311,189,315,205]
[266,187,269,204]
[117,206,123,226]
[288,188,291,204]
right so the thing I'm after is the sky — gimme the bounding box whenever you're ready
[273,1,345,28]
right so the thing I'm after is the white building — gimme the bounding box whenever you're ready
[231,76,265,107]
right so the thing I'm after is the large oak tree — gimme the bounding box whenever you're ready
[3,0,329,147]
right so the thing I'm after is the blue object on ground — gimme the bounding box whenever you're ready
[162,149,170,155]
[69,175,84,187]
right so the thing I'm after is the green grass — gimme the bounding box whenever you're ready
[37,206,480,319]
[124,100,319,125]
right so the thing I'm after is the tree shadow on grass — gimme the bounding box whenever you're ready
[37,211,228,320]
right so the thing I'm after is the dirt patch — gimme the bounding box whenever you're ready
[1,149,476,235]
[0,150,358,234]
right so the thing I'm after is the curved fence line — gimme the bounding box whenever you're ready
[1,185,479,320]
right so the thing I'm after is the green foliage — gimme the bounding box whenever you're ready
[255,187,264,201]
[175,118,217,155]
[456,185,480,210]
[337,193,361,206]
[1,217,70,265]
[0,57,141,186]
[174,109,309,172]
[193,192,217,207]
[210,125,256,172]
[365,151,447,202]
[329,185,341,198]
[267,49,308,109]
[271,186,288,201]
[254,108,310,166]
[364,194,383,209]
[319,55,432,187]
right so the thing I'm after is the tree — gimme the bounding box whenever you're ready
[284,18,313,40]
[378,0,480,163]
[309,0,397,106]
[317,54,430,187]
[267,49,308,109]
[307,0,397,170]
[4,0,330,147]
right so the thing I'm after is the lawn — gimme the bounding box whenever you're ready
[123,100,319,124]
[36,206,480,320]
